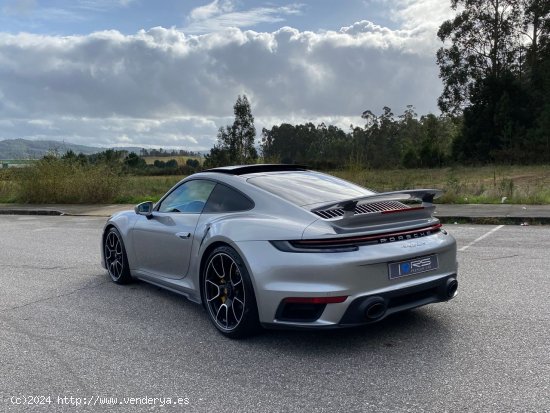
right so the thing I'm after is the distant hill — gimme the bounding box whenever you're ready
[0,139,143,159]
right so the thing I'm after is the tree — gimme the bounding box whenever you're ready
[436,0,550,163]
[204,95,258,168]
[522,0,550,72]
[165,159,178,168]
[230,95,257,164]
[261,123,298,163]
[186,158,200,169]
[437,0,522,115]
[124,152,146,169]
[525,7,550,163]
[204,127,232,168]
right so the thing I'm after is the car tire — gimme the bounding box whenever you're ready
[202,245,261,339]
[104,227,132,284]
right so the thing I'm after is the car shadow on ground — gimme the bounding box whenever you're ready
[256,310,453,350]
[124,276,455,356]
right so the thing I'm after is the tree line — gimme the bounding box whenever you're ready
[262,107,459,169]
[60,149,202,175]
[139,148,200,158]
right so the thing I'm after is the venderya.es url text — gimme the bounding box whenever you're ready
[6,395,190,407]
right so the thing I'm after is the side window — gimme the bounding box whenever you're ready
[158,180,216,213]
[203,184,254,213]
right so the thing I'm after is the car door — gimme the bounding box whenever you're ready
[131,179,216,279]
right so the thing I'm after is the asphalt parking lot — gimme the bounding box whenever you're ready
[0,216,548,412]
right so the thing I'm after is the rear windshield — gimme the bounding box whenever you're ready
[247,171,374,207]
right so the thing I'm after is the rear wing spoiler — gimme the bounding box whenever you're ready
[310,189,443,217]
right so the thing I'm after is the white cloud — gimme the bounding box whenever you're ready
[0,0,454,149]
[388,0,454,39]
[189,0,235,21]
[185,1,303,33]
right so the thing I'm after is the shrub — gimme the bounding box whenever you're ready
[14,157,124,204]
[124,152,147,169]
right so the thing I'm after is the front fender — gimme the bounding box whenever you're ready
[100,210,137,269]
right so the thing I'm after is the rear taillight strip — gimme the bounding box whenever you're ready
[292,223,442,247]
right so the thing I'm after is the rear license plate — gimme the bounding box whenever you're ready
[388,255,439,279]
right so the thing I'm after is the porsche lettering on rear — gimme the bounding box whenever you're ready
[379,229,435,244]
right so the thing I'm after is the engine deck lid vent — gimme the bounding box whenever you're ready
[313,200,410,220]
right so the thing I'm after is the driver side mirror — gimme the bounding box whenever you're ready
[135,201,154,219]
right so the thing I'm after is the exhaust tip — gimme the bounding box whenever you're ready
[364,297,387,320]
[446,278,458,299]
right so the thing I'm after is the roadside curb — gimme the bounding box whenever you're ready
[0,204,130,217]
[1,207,549,224]
[0,209,64,216]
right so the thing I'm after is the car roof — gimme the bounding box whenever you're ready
[203,164,308,176]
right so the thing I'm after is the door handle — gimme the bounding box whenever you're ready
[176,232,191,239]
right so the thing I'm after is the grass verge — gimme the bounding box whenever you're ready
[333,165,550,204]
[0,163,549,205]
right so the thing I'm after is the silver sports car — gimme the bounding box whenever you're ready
[102,164,458,338]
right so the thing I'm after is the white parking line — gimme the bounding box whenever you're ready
[458,225,504,252]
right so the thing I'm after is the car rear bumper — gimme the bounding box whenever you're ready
[338,273,457,326]
[261,273,457,329]
[233,230,458,328]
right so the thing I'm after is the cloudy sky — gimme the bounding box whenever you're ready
[0,0,454,150]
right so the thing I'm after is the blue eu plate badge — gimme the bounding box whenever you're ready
[388,255,439,279]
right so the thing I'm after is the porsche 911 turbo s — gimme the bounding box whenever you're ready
[101,164,458,338]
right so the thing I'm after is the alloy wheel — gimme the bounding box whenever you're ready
[105,231,124,281]
[204,252,246,331]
